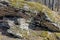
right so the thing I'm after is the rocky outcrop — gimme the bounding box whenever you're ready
[8,0,60,32]
[0,0,60,40]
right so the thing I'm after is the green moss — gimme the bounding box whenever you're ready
[40,31,48,37]
[55,33,60,37]
[43,38,49,40]
[31,32,38,36]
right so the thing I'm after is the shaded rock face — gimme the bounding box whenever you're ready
[29,11,60,32]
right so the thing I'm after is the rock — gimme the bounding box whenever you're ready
[8,0,60,32]
[0,2,30,19]
[0,0,60,40]
[23,4,29,11]
[7,18,30,38]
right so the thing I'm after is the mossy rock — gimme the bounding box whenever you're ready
[7,0,60,32]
